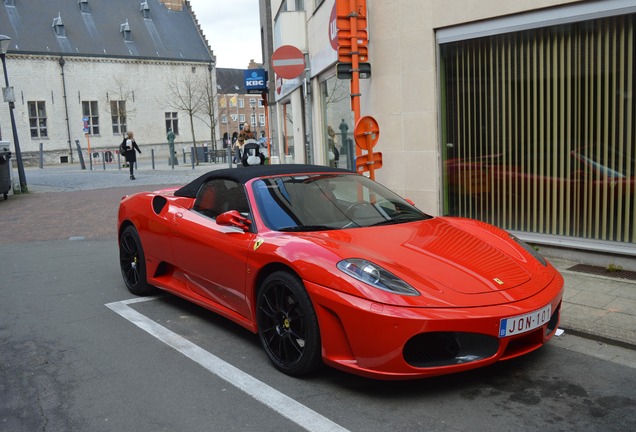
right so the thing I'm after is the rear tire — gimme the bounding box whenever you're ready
[119,225,156,296]
[256,271,322,377]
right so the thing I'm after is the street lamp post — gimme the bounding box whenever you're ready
[0,34,27,193]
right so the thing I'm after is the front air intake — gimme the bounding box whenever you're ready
[403,332,499,368]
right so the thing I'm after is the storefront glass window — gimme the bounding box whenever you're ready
[321,75,354,170]
[440,14,635,245]
[283,102,294,160]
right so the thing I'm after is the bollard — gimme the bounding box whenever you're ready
[39,142,43,169]
[75,140,86,170]
[227,146,232,168]
[102,152,106,170]
[182,148,187,164]
[190,147,195,169]
[151,149,155,170]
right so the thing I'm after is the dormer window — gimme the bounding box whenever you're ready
[120,20,132,41]
[79,0,89,13]
[5,0,16,7]
[140,1,150,19]
[52,14,65,37]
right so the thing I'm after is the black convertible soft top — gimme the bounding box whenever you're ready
[174,164,353,198]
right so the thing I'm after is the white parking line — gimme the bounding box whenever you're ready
[106,297,350,432]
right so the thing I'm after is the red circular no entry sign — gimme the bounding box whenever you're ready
[272,45,305,79]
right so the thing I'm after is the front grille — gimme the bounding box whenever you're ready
[403,332,499,368]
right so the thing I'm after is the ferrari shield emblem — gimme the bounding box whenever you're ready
[493,278,504,285]
[253,238,265,251]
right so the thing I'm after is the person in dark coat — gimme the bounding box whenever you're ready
[121,131,141,179]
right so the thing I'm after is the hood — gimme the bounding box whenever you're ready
[294,217,554,308]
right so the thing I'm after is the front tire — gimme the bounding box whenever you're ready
[119,225,156,296]
[256,271,322,377]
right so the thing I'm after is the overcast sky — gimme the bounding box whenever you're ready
[188,0,262,69]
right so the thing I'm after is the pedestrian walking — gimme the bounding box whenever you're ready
[120,131,141,180]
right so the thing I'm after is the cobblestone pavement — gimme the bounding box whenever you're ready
[1,162,635,349]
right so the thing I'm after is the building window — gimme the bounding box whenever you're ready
[283,102,294,158]
[165,112,179,135]
[239,114,245,123]
[259,113,265,126]
[238,98,245,108]
[258,99,264,107]
[229,95,237,108]
[249,98,256,108]
[250,113,256,127]
[320,75,353,169]
[27,101,47,138]
[440,14,636,245]
[82,101,99,135]
[221,114,227,124]
[110,100,127,135]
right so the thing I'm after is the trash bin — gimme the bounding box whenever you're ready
[0,148,12,200]
[194,146,209,163]
[200,146,209,163]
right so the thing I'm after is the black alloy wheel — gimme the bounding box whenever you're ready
[257,271,322,376]
[119,225,155,296]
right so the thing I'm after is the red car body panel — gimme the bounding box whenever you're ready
[117,166,564,379]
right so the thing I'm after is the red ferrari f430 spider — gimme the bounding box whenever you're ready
[118,164,564,380]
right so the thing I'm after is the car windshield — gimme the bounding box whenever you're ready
[573,146,635,179]
[252,173,431,231]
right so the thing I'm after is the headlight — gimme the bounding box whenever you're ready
[337,259,420,296]
[510,235,547,266]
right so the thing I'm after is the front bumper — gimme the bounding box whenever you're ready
[305,272,564,380]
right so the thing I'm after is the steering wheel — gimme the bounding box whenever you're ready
[345,201,373,217]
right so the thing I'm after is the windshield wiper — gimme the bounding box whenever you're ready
[369,214,424,227]
[278,225,337,232]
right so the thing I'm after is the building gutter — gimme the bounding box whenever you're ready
[58,56,73,163]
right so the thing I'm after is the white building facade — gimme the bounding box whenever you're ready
[0,0,216,166]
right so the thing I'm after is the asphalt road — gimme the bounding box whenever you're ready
[1,168,635,431]
[2,237,635,432]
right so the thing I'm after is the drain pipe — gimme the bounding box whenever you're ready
[58,56,74,163]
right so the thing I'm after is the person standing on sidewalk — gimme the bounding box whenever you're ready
[235,123,255,165]
[120,131,141,180]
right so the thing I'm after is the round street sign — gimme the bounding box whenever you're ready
[272,45,305,79]
[354,116,380,150]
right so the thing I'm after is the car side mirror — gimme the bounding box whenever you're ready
[216,210,251,231]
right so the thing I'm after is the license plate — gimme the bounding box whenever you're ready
[499,304,552,338]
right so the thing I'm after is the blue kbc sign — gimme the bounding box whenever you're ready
[244,69,268,94]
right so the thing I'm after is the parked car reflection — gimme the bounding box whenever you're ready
[445,144,635,242]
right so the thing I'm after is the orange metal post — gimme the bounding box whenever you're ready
[349,0,361,158]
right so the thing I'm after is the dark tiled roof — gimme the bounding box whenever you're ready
[216,67,247,94]
[0,0,213,62]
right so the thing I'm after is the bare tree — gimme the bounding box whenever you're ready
[196,68,219,152]
[164,74,206,164]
